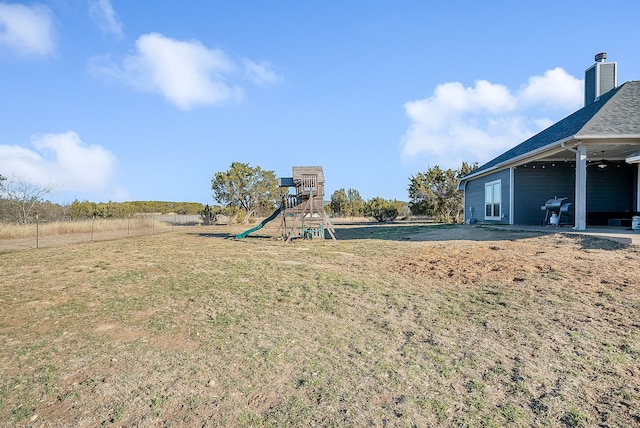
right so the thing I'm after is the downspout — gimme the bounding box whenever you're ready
[561,140,587,230]
[560,140,577,155]
[460,180,468,224]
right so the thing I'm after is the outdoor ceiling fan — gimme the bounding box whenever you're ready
[589,151,608,168]
[589,160,608,168]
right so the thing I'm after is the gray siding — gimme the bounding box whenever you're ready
[584,66,596,106]
[585,62,617,106]
[599,62,617,95]
[586,161,636,224]
[512,161,636,226]
[513,162,575,225]
[464,169,510,224]
[465,161,637,226]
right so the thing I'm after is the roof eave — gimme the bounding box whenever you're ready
[626,151,640,164]
[457,136,576,190]
[574,134,640,141]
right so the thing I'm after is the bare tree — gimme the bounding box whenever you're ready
[0,175,54,223]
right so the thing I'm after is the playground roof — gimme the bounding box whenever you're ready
[292,166,324,183]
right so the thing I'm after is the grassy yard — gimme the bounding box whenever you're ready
[1,222,639,427]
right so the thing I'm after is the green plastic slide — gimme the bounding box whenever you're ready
[235,207,282,240]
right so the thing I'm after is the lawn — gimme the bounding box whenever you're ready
[1,222,639,427]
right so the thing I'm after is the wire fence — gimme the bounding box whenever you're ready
[0,215,202,252]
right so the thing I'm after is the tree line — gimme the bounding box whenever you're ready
[211,161,477,223]
[67,200,204,220]
[0,173,203,223]
[2,160,476,224]
[329,188,409,222]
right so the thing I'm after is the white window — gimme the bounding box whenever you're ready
[485,180,501,220]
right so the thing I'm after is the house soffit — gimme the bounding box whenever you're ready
[459,81,640,186]
[460,138,640,185]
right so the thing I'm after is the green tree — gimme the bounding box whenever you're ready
[211,162,278,224]
[365,197,403,222]
[408,161,477,223]
[174,202,204,215]
[330,188,348,217]
[200,204,215,225]
[394,200,411,219]
[329,188,365,217]
[68,199,97,220]
[93,201,136,218]
[346,188,365,217]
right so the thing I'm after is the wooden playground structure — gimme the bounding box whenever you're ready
[235,166,336,242]
[279,166,336,242]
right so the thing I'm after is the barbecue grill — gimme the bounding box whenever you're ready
[542,197,573,226]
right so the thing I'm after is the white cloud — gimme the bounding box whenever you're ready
[0,2,55,58]
[242,58,282,84]
[0,132,117,196]
[88,0,123,38]
[400,68,583,169]
[518,67,583,111]
[90,33,281,110]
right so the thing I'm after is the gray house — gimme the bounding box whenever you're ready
[458,53,640,230]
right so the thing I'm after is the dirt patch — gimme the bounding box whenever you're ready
[393,232,640,288]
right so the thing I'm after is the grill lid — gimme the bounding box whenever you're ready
[545,197,567,210]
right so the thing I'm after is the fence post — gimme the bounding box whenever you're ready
[35,215,39,249]
[128,216,131,237]
[91,216,95,241]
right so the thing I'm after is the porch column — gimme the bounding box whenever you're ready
[574,145,587,230]
[509,167,515,225]
[637,164,640,212]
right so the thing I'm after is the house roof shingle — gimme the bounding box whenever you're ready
[577,81,640,136]
[462,81,640,179]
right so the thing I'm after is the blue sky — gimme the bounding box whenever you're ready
[1,0,639,205]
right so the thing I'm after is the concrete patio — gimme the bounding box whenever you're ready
[489,224,640,246]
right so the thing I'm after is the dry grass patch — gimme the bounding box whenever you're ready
[1,224,639,427]
[0,217,168,239]
[0,217,176,251]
